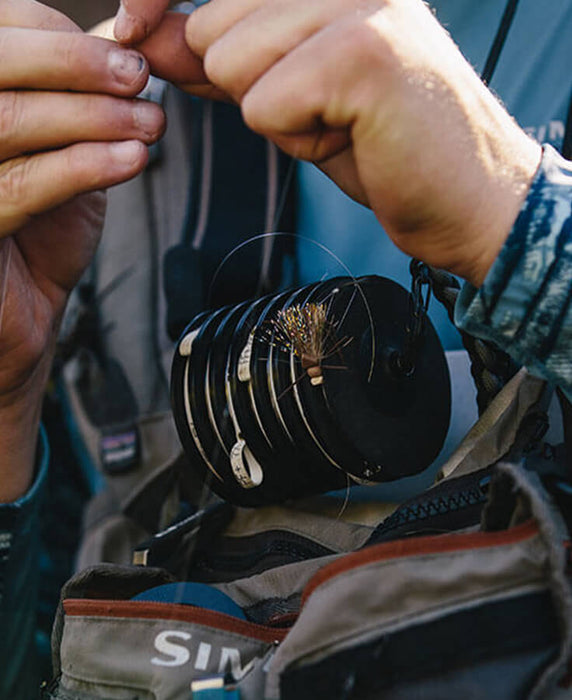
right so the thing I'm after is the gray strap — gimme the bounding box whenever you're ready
[438,368,548,482]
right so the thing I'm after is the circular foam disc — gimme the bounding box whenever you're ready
[320,276,451,480]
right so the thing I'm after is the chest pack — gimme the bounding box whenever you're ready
[45,360,572,699]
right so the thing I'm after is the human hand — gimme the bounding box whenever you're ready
[113,1,222,96]
[185,0,542,284]
[0,0,165,501]
[125,0,541,289]
[114,0,173,45]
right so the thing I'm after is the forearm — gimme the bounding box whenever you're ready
[456,145,572,400]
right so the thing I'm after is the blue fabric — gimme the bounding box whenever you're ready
[0,426,49,700]
[133,582,247,620]
[456,144,572,402]
[297,0,572,350]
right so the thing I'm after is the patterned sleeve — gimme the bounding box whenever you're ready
[455,144,572,401]
[0,426,49,700]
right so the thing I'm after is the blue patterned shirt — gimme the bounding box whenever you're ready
[456,145,572,402]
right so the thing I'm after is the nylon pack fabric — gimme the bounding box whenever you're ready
[47,457,572,699]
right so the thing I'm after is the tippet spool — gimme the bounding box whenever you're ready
[171,275,451,507]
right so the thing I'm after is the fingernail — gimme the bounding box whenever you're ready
[114,4,145,44]
[109,48,145,86]
[110,140,144,166]
[134,102,164,138]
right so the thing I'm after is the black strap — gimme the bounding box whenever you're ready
[562,92,572,160]
[164,99,297,340]
[481,0,521,85]
[481,0,572,160]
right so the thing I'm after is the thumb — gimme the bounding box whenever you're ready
[114,0,172,44]
[136,12,208,86]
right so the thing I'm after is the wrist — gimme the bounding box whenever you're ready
[455,143,572,399]
[0,346,52,503]
[0,386,43,502]
[462,128,543,288]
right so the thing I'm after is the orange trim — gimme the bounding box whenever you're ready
[302,520,539,605]
[64,599,289,643]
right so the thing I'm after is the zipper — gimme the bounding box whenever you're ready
[367,468,492,545]
[64,598,290,643]
[192,532,334,581]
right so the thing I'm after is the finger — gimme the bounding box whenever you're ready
[79,14,230,108]
[0,28,150,96]
[0,0,79,33]
[0,92,165,161]
[0,141,149,237]
[239,25,360,156]
[185,0,266,57]
[114,0,173,44]
[265,128,350,164]
[190,0,356,103]
[317,149,369,206]
[136,12,208,85]
[177,83,232,102]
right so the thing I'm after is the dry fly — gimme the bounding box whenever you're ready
[264,302,352,392]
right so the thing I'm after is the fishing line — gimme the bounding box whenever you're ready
[209,231,377,383]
